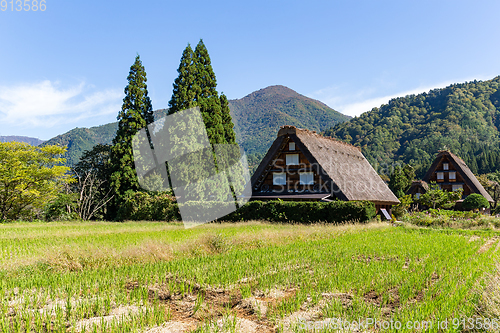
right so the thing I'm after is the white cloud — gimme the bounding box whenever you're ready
[0,80,122,128]
[309,76,491,117]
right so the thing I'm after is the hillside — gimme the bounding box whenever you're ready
[0,136,44,146]
[41,123,118,166]
[324,76,500,176]
[228,85,350,155]
[42,87,349,166]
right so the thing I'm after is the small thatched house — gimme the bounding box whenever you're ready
[406,180,429,199]
[407,151,494,204]
[251,126,400,213]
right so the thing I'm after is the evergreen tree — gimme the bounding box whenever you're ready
[168,39,237,145]
[388,166,407,198]
[220,93,236,144]
[193,39,218,101]
[388,163,414,198]
[109,55,154,213]
[168,44,197,115]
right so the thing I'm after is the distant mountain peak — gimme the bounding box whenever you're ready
[242,85,303,100]
[41,85,351,166]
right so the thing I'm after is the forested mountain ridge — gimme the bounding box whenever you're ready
[324,76,500,176]
[0,136,44,146]
[41,123,118,166]
[228,85,350,155]
[41,87,350,166]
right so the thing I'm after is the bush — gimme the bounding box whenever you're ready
[223,200,376,224]
[392,195,413,218]
[462,194,490,211]
[116,193,376,224]
[116,191,179,221]
[44,192,80,221]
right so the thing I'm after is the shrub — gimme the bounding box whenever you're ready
[44,192,80,221]
[116,191,179,221]
[462,194,490,211]
[223,200,376,224]
[392,195,413,218]
[116,194,376,224]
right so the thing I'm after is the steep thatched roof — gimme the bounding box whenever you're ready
[251,126,400,205]
[423,151,494,203]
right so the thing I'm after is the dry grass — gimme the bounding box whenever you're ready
[0,220,387,272]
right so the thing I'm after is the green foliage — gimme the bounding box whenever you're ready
[114,198,376,223]
[168,40,236,145]
[72,144,114,220]
[220,94,236,144]
[41,122,118,166]
[462,193,490,211]
[42,84,345,168]
[230,85,350,155]
[325,76,500,177]
[73,144,112,183]
[417,182,463,209]
[116,190,178,221]
[223,200,376,223]
[43,192,79,221]
[401,208,496,229]
[483,171,500,208]
[388,164,414,198]
[0,142,72,221]
[392,194,413,218]
[110,55,154,212]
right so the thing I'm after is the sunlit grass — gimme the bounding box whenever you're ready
[1,220,499,332]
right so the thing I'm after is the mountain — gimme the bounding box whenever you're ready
[228,85,350,155]
[0,136,44,146]
[41,123,118,166]
[43,87,350,166]
[324,76,500,177]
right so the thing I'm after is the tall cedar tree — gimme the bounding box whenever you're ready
[109,55,154,210]
[168,45,197,115]
[168,39,236,145]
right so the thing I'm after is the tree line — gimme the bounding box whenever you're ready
[0,40,237,222]
[324,77,500,177]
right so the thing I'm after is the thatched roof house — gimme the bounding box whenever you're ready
[251,126,400,211]
[407,151,494,203]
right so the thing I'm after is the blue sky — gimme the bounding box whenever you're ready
[1,0,500,140]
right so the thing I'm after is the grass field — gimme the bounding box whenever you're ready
[1,220,500,332]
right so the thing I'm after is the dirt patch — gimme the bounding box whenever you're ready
[478,238,498,254]
[279,293,353,332]
[130,274,337,332]
[73,305,143,332]
[469,235,481,242]
[142,321,195,333]
[353,254,399,263]
[363,288,399,314]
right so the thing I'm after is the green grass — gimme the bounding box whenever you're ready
[1,221,499,332]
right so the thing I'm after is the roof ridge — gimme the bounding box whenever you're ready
[279,125,361,152]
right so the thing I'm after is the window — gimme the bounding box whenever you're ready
[449,171,456,180]
[286,154,299,165]
[452,184,463,191]
[299,172,314,185]
[437,172,444,180]
[289,142,295,151]
[415,193,421,199]
[443,163,449,170]
[273,173,286,185]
